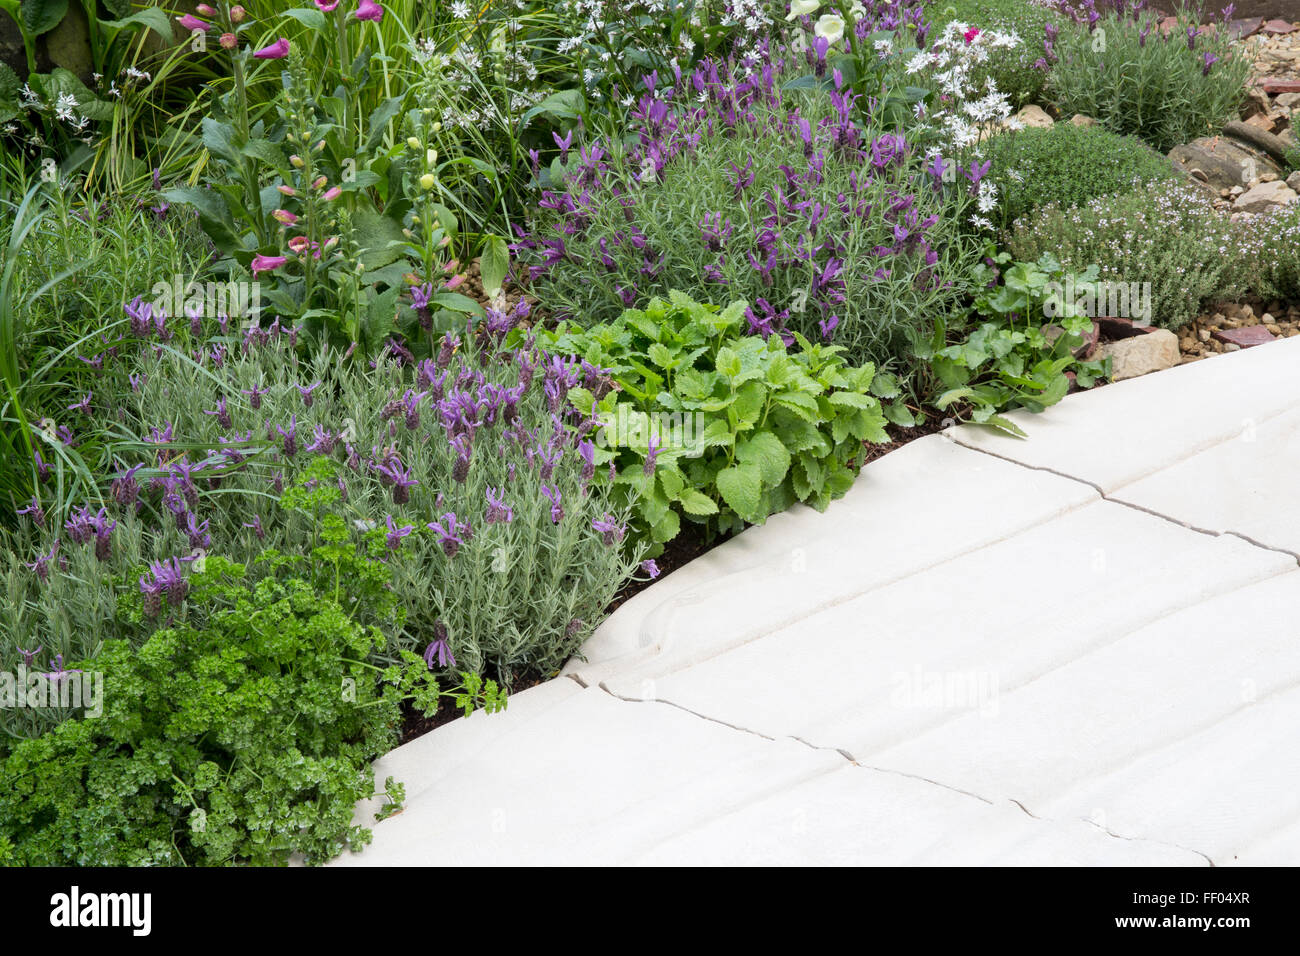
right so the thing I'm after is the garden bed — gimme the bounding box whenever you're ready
[1,0,1299,867]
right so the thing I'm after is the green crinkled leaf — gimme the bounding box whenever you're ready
[715,462,762,520]
[675,487,719,516]
[736,430,790,486]
[21,0,67,36]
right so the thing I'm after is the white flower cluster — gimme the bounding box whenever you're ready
[413,25,548,132]
[556,0,773,82]
[906,21,1023,150]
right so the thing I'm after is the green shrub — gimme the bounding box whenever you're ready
[1006,179,1248,330]
[0,553,503,867]
[983,122,1179,229]
[530,292,897,544]
[1045,10,1251,153]
[1,312,642,709]
[1245,201,1300,301]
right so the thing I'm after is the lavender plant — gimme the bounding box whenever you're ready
[516,49,981,381]
[1,302,644,731]
[1043,4,1250,153]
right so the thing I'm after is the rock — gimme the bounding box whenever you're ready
[1246,112,1277,132]
[1230,185,1245,196]
[1288,171,1300,192]
[1100,329,1180,381]
[1243,86,1271,119]
[1279,93,1300,109]
[1212,326,1277,348]
[1017,105,1053,129]
[1228,17,1265,40]
[1168,136,1282,192]
[1262,19,1295,35]
[1198,328,1212,342]
[1260,171,1279,182]
[1069,114,1098,127]
[1263,79,1300,95]
[1223,343,1242,352]
[1224,120,1293,166]
[1096,315,1153,339]
[1233,180,1298,213]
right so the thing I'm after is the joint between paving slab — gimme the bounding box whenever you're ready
[942,431,1300,567]
[595,676,1225,864]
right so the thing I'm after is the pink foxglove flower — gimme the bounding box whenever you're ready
[250,253,287,275]
[253,37,290,59]
[356,0,384,22]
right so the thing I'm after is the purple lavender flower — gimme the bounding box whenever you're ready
[140,556,187,616]
[643,436,661,476]
[276,414,299,458]
[202,395,233,429]
[17,496,44,527]
[484,486,514,524]
[184,512,210,551]
[428,512,467,557]
[297,380,321,407]
[306,424,337,454]
[125,296,155,337]
[243,514,265,539]
[240,383,268,410]
[25,540,59,583]
[540,484,564,524]
[375,459,419,504]
[33,451,51,483]
[67,392,92,416]
[641,559,660,579]
[43,653,81,687]
[16,645,42,667]
[423,620,455,669]
[592,513,625,547]
[384,514,414,551]
[90,509,117,561]
[1202,51,1219,75]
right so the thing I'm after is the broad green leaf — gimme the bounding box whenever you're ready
[479,234,509,297]
[675,487,718,516]
[736,430,790,486]
[715,462,762,520]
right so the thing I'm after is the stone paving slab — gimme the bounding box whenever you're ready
[948,334,1300,494]
[339,339,1300,866]
[569,435,1096,685]
[1111,405,1300,555]
[335,682,1204,866]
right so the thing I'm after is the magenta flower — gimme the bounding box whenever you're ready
[250,254,287,275]
[177,14,213,32]
[253,37,291,59]
[316,0,340,10]
[355,0,383,21]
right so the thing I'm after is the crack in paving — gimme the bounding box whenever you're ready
[945,432,1300,566]
[594,678,1217,863]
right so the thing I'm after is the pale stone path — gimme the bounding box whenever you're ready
[335,337,1300,866]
